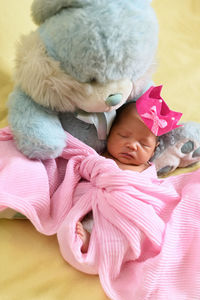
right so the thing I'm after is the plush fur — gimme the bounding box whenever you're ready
[37,0,158,83]
[14,32,132,113]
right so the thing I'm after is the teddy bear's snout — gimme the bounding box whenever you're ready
[105,94,122,107]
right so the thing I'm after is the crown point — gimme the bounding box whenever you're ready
[136,86,183,136]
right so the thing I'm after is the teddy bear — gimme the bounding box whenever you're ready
[7,0,158,158]
[7,0,200,176]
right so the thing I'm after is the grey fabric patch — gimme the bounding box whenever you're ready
[181,140,194,154]
[157,166,173,176]
[60,112,106,153]
[192,147,200,158]
[14,212,27,219]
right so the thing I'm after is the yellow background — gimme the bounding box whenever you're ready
[0,0,200,299]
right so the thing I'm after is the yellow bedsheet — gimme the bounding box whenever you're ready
[0,0,200,299]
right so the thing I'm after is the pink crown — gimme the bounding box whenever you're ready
[136,86,183,136]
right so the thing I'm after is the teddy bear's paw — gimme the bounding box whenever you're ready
[8,88,67,159]
[15,130,67,160]
[152,122,200,176]
[154,139,200,177]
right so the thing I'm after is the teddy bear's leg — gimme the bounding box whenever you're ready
[152,122,200,176]
[0,209,26,219]
[0,208,17,219]
[8,88,67,159]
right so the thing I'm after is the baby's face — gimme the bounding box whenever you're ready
[107,107,157,166]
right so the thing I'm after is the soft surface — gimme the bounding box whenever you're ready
[1,128,200,300]
[0,0,200,299]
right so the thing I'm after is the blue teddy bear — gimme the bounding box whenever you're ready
[8,0,200,175]
[8,0,158,158]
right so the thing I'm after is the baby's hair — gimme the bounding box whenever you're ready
[111,101,160,143]
[112,101,136,128]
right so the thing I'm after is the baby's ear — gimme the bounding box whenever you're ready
[156,141,160,147]
[153,141,160,154]
[31,0,92,25]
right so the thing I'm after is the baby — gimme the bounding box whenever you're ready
[76,85,182,253]
[103,101,159,172]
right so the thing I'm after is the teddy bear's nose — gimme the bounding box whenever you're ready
[106,94,122,106]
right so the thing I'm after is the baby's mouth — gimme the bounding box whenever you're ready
[120,152,135,159]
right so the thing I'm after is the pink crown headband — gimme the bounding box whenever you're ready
[136,85,183,136]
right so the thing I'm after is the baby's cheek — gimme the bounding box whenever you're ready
[116,138,123,147]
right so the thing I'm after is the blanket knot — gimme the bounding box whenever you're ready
[78,155,118,188]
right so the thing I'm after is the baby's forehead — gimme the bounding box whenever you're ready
[118,108,157,140]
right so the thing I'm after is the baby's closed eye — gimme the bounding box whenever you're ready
[118,133,130,138]
[140,140,151,148]
[141,143,150,148]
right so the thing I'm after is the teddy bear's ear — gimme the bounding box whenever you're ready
[31,0,92,25]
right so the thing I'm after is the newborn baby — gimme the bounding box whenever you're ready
[76,85,182,253]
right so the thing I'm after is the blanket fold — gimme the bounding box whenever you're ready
[1,127,200,300]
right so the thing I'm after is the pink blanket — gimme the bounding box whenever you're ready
[1,127,200,300]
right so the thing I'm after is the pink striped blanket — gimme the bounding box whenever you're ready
[1,127,200,300]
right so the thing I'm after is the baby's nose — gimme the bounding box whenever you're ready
[127,141,138,150]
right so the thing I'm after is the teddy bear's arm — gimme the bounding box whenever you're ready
[8,88,67,159]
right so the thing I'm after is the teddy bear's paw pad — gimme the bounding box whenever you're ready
[178,139,200,167]
[192,147,200,158]
[181,140,194,154]
[157,166,174,176]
